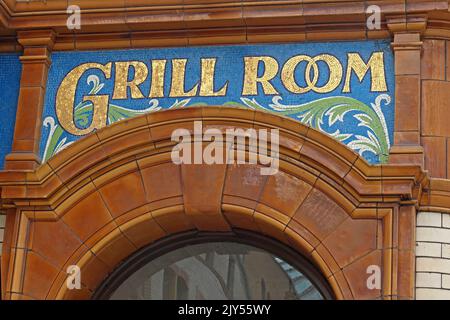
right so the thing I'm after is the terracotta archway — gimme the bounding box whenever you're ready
[0,107,425,300]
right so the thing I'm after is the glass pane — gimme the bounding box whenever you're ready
[109,242,324,300]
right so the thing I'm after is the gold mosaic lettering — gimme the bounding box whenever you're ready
[169,59,199,97]
[281,54,342,94]
[199,58,228,97]
[281,55,317,94]
[112,61,148,99]
[56,62,112,136]
[149,59,167,98]
[242,56,279,95]
[343,52,387,92]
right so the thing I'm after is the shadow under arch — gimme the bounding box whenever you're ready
[0,106,425,300]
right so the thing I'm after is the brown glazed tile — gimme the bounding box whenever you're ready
[446,41,450,80]
[387,152,423,166]
[64,284,92,300]
[100,128,152,156]
[422,136,446,178]
[25,174,65,199]
[277,135,305,160]
[10,293,36,300]
[74,36,131,50]
[247,29,306,43]
[47,133,101,170]
[13,0,69,11]
[83,220,119,251]
[222,205,260,232]
[30,220,82,269]
[91,160,137,188]
[98,171,147,218]
[286,218,321,249]
[150,121,195,142]
[147,196,184,212]
[393,131,420,145]
[53,144,108,185]
[293,188,348,241]
[300,141,351,179]
[243,3,303,27]
[181,163,230,230]
[284,226,314,256]
[8,139,34,154]
[202,105,255,121]
[332,270,354,299]
[314,175,357,214]
[342,250,382,300]
[223,164,268,201]
[113,204,150,226]
[94,231,136,269]
[222,194,259,212]
[313,243,341,275]
[255,203,290,225]
[126,9,186,31]
[79,251,111,292]
[152,206,196,234]
[50,254,94,298]
[189,214,230,232]
[259,171,312,217]
[323,218,377,268]
[120,213,167,249]
[395,50,420,75]
[397,249,415,299]
[188,33,246,46]
[140,162,182,202]
[22,252,59,299]
[398,206,415,251]
[131,33,188,48]
[395,76,420,132]
[147,107,202,125]
[421,80,450,136]
[343,167,382,195]
[69,0,125,10]
[253,212,290,246]
[12,86,44,141]
[62,191,114,242]
[185,7,243,29]
[421,39,446,80]
[46,269,71,299]
[20,62,48,87]
[447,139,450,179]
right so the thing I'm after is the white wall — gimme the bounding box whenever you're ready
[416,212,450,299]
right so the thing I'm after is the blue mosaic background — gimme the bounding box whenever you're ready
[41,40,395,164]
[0,53,21,169]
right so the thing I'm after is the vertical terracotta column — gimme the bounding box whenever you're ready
[396,205,416,299]
[4,30,55,170]
[387,16,425,166]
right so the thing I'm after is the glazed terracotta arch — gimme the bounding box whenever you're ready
[0,107,425,300]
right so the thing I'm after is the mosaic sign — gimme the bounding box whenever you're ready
[41,40,394,164]
[0,53,21,169]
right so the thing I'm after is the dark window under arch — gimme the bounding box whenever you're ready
[94,231,334,300]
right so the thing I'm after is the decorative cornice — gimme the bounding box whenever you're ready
[0,1,448,51]
[386,14,428,35]
[0,107,428,212]
[420,178,450,213]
